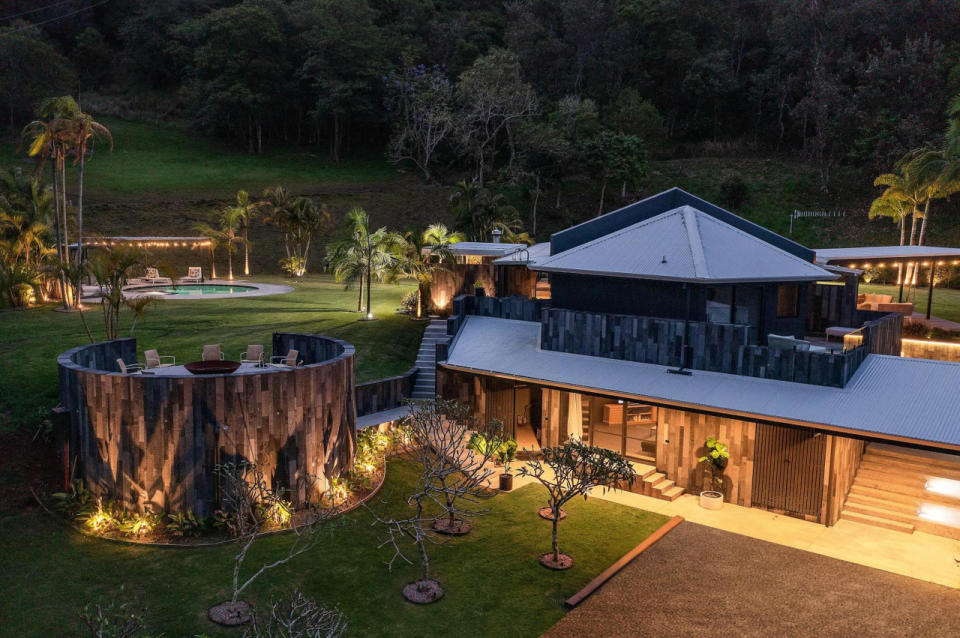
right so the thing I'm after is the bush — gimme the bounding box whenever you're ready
[720,174,749,209]
[400,291,418,314]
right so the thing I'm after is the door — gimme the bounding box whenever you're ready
[751,423,826,521]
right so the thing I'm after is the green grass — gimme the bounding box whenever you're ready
[1,117,399,199]
[860,283,960,325]
[0,275,421,433]
[0,460,668,637]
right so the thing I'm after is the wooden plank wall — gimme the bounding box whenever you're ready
[497,265,538,298]
[655,408,756,506]
[58,335,357,516]
[751,423,826,521]
[822,434,866,526]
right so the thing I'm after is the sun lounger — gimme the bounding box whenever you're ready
[179,266,203,284]
[143,267,173,285]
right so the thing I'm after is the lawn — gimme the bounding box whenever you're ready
[860,283,960,324]
[0,460,669,637]
[0,275,421,434]
[1,117,399,199]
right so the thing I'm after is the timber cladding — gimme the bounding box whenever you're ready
[656,407,756,506]
[58,335,357,516]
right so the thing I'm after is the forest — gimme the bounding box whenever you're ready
[3,0,959,196]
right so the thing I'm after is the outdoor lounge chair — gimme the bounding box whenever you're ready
[179,267,203,284]
[270,349,301,368]
[116,358,143,374]
[143,267,173,285]
[144,349,176,368]
[202,344,224,361]
[241,345,264,366]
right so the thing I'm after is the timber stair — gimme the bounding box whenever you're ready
[839,444,960,539]
[626,462,684,502]
[411,319,448,400]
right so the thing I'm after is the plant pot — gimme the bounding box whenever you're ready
[475,287,485,297]
[499,473,513,492]
[699,490,723,510]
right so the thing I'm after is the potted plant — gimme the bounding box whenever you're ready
[497,439,518,491]
[697,437,729,510]
[474,281,486,297]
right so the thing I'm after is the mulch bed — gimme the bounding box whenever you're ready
[538,506,567,521]
[539,552,574,570]
[402,579,445,604]
[432,517,471,535]
[208,600,252,626]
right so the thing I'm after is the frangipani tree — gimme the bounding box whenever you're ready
[519,439,636,570]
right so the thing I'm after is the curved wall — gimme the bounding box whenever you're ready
[58,334,357,515]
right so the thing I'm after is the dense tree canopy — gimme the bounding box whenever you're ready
[3,0,960,193]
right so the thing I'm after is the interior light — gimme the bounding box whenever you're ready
[925,477,960,499]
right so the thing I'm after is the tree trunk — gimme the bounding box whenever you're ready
[243,227,250,276]
[909,207,918,245]
[60,157,72,309]
[531,173,540,236]
[210,249,217,280]
[555,179,562,210]
[918,199,931,246]
[621,180,627,199]
[551,505,560,562]
[227,249,234,281]
[76,154,85,270]
[899,215,905,246]
[365,260,372,317]
[357,275,363,312]
[597,176,608,217]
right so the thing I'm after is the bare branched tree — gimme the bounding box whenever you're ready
[368,398,500,603]
[244,589,347,638]
[210,461,340,626]
[519,439,636,570]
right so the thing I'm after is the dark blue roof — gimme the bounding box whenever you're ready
[549,188,815,263]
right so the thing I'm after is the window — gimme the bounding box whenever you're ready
[585,396,657,463]
[776,284,799,318]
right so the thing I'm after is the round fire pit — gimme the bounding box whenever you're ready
[184,360,242,375]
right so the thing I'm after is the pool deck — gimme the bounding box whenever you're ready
[85,279,294,301]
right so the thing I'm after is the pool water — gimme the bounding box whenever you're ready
[134,284,256,296]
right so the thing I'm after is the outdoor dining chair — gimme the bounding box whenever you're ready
[241,345,264,366]
[270,349,301,368]
[202,344,224,361]
[116,358,143,374]
[144,349,176,369]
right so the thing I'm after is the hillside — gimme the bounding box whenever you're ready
[4,117,957,276]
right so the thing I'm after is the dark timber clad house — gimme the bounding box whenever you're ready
[436,188,960,539]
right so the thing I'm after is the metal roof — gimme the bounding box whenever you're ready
[491,242,551,265]
[816,246,960,264]
[443,316,960,450]
[535,206,836,283]
[426,242,527,257]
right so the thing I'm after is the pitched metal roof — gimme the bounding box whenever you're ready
[427,242,526,257]
[535,205,836,283]
[443,316,960,450]
[816,246,960,264]
[491,242,551,265]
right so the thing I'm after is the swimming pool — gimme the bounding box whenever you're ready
[131,284,257,296]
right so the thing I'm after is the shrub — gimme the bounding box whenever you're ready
[279,256,307,278]
[400,291,418,314]
[720,174,749,209]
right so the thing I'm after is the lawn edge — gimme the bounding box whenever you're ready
[563,514,684,609]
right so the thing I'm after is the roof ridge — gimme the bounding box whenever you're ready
[681,206,709,278]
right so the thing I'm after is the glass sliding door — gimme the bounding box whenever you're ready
[584,395,658,464]
[623,402,657,463]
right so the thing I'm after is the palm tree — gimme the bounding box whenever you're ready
[326,207,404,318]
[218,206,243,281]
[258,185,292,258]
[233,189,256,276]
[67,107,112,268]
[449,180,520,241]
[195,222,225,279]
[395,223,464,318]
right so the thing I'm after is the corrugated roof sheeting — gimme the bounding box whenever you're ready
[491,242,551,265]
[816,246,960,263]
[535,206,836,283]
[444,316,960,449]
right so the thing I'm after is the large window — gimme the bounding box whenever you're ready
[585,396,657,463]
[776,284,799,318]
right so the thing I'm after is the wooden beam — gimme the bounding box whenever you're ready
[564,515,684,609]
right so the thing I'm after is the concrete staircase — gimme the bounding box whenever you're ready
[840,444,960,539]
[411,319,448,400]
[628,462,685,502]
